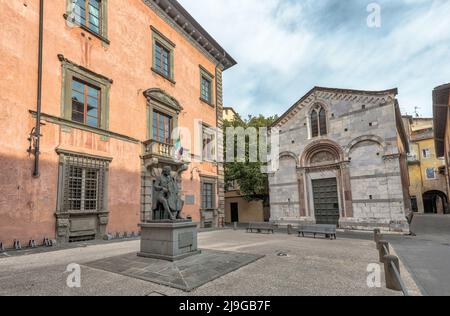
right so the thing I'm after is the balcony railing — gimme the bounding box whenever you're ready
[144,139,174,159]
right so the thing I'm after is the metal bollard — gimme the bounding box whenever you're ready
[378,240,390,263]
[233,222,238,231]
[384,255,402,291]
[14,240,22,250]
[29,240,37,248]
[373,229,381,242]
[287,225,293,235]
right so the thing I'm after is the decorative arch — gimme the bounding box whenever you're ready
[300,139,345,168]
[423,190,449,214]
[307,101,330,114]
[345,135,387,159]
[279,151,300,167]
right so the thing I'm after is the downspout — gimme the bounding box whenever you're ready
[33,0,44,178]
[215,62,220,227]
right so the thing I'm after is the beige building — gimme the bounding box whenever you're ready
[403,116,448,214]
[224,181,269,224]
[223,107,240,121]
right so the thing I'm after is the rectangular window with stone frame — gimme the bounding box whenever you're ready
[200,66,214,106]
[202,125,217,162]
[151,27,175,82]
[201,178,216,210]
[60,56,111,131]
[65,0,109,42]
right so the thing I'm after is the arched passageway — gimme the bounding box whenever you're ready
[422,191,449,215]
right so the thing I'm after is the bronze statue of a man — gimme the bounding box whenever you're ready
[153,166,184,221]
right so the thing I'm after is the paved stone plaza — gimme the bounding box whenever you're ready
[0,230,421,296]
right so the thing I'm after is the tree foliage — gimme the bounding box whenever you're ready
[223,114,278,202]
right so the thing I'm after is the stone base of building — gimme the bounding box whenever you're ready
[138,220,201,262]
[339,218,410,233]
[273,217,410,233]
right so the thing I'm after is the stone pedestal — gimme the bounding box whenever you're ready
[138,220,201,262]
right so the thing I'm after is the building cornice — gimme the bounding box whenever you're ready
[142,0,236,70]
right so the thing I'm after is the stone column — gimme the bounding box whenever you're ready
[297,168,306,217]
[341,162,353,218]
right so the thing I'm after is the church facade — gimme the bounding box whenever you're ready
[269,87,411,232]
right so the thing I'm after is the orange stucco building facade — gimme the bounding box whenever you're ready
[0,0,236,247]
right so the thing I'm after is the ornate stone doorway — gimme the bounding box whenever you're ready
[298,139,353,225]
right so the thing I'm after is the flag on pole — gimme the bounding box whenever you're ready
[174,135,184,161]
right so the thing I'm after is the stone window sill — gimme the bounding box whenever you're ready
[200,97,215,107]
[151,68,176,85]
[63,14,110,45]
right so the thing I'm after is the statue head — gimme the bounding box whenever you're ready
[162,166,172,176]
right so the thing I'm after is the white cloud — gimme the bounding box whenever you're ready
[179,0,450,118]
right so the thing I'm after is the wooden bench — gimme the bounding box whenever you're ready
[247,222,275,234]
[298,224,337,240]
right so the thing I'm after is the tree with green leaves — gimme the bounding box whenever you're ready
[223,114,278,203]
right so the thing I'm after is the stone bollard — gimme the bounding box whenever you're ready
[287,225,293,235]
[374,229,381,242]
[384,255,402,291]
[378,240,390,263]
[375,234,384,250]
[233,222,238,231]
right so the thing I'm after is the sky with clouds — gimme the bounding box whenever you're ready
[178,0,450,119]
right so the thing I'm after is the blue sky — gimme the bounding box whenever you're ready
[179,0,450,118]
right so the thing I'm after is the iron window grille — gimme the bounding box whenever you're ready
[63,153,108,213]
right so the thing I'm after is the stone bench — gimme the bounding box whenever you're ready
[298,224,337,240]
[247,222,275,234]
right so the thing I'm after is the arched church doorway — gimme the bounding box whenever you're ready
[300,140,347,227]
[423,191,448,214]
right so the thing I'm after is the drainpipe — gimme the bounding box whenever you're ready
[33,0,44,178]
[215,60,223,227]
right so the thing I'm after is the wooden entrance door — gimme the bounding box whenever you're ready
[312,178,340,226]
